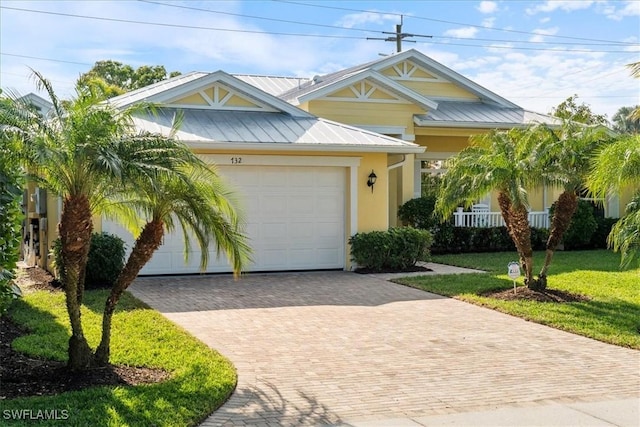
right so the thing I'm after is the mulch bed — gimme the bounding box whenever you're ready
[1,267,170,400]
[482,286,590,303]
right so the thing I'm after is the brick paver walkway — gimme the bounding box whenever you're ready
[130,270,640,426]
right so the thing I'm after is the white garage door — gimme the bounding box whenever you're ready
[103,165,346,275]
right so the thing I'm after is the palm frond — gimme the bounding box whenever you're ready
[588,135,640,197]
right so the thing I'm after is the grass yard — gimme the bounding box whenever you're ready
[3,289,236,426]
[396,250,640,349]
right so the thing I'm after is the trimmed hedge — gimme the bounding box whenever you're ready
[85,232,126,289]
[430,222,548,254]
[553,199,598,250]
[52,232,125,289]
[349,227,433,272]
[590,217,618,249]
[398,196,438,229]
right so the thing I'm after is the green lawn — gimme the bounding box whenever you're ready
[396,250,640,349]
[3,289,236,426]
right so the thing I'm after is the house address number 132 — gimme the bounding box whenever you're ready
[230,157,242,164]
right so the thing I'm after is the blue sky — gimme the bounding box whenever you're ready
[1,0,638,119]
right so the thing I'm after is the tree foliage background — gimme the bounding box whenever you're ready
[78,60,182,98]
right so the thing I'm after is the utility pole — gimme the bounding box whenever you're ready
[367,16,432,53]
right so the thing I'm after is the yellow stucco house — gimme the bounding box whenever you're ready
[25,49,627,274]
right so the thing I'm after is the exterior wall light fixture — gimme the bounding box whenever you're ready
[367,170,377,193]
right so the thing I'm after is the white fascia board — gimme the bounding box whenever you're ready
[297,69,438,110]
[198,154,361,168]
[374,49,520,109]
[185,141,426,154]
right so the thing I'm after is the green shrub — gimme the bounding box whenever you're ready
[86,232,125,289]
[349,227,433,272]
[398,196,438,229]
[0,144,23,315]
[52,232,126,289]
[530,227,550,250]
[431,225,548,254]
[552,199,597,250]
[590,217,618,249]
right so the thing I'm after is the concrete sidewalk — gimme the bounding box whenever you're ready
[131,267,639,427]
[344,397,639,426]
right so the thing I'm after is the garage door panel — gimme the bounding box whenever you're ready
[289,196,315,215]
[260,195,288,215]
[104,165,345,274]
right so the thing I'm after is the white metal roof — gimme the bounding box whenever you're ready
[233,75,310,96]
[132,108,425,153]
[414,101,560,128]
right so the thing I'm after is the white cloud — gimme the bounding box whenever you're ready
[477,1,498,14]
[604,1,640,20]
[443,27,479,39]
[529,27,560,43]
[335,11,398,28]
[539,17,551,24]
[526,1,594,15]
[482,17,496,28]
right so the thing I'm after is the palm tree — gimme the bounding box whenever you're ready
[436,128,543,288]
[628,62,640,121]
[588,134,640,267]
[612,106,640,135]
[0,72,247,370]
[94,162,250,365]
[534,121,610,286]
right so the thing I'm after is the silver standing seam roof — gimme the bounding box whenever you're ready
[414,102,561,128]
[233,75,311,97]
[132,108,425,153]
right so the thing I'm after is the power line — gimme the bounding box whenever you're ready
[0,52,92,66]
[137,0,376,34]
[274,0,637,46]
[1,5,637,55]
[142,0,637,48]
[367,16,431,52]
[0,5,363,40]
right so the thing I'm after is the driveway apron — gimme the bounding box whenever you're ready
[130,271,640,426]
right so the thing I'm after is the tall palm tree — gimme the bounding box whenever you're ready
[588,134,640,267]
[436,128,543,288]
[534,121,610,286]
[0,72,241,370]
[94,162,250,365]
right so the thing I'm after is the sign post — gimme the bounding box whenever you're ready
[507,262,521,294]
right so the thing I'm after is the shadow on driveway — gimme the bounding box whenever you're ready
[131,270,445,313]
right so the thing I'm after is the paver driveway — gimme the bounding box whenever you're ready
[130,270,640,426]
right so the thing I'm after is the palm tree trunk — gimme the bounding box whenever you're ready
[498,192,536,286]
[58,195,94,371]
[94,219,164,366]
[539,191,578,283]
